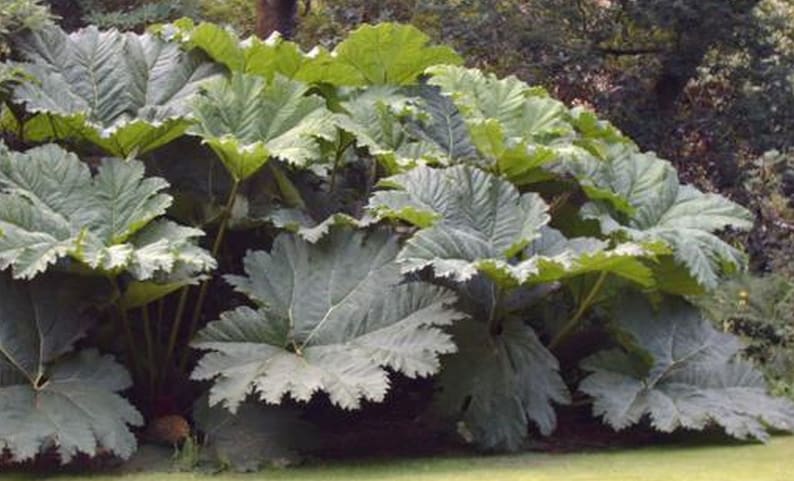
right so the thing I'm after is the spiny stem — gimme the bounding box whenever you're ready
[179,179,241,371]
[487,283,503,336]
[118,302,141,382]
[109,276,141,381]
[549,191,573,216]
[162,286,190,384]
[549,271,609,350]
[156,298,164,351]
[142,304,156,394]
[269,163,306,209]
[329,141,343,193]
[17,111,24,142]
[329,138,354,192]
[364,157,379,199]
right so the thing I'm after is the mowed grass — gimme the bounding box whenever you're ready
[2,436,793,481]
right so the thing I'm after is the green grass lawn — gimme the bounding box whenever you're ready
[3,436,793,481]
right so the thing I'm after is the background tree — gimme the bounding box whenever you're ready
[256,0,298,38]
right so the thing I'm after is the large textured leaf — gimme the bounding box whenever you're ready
[265,208,373,244]
[579,146,754,288]
[158,19,317,82]
[428,65,570,141]
[369,166,550,284]
[335,87,449,173]
[0,143,214,280]
[370,166,653,288]
[11,25,222,156]
[580,298,794,440]
[436,279,569,450]
[192,229,462,412]
[190,73,337,180]
[426,65,573,184]
[480,226,659,288]
[0,273,142,462]
[405,85,479,165]
[123,219,216,282]
[166,22,460,87]
[299,23,462,86]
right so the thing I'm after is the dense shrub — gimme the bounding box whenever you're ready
[0,18,792,471]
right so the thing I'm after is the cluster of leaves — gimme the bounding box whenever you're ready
[0,17,792,470]
[292,2,794,406]
[0,21,219,462]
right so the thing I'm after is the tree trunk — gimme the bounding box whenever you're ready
[653,0,761,112]
[256,0,299,39]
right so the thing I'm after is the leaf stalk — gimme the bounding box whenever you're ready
[549,271,609,350]
[178,178,241,371]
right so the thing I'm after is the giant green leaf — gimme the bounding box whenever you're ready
[157,19,319,82]
[190,73,337,180]
[425,66,635,187]
[335,87,450,173]
[0,273,142,463]
[192,229,462,412]
[264,208,373,244]
[426,65,574,184]
[11,25,222,156]
[404,85,479,166]
[436,278,569,451]
[369,165,550,283]
[427,65,570,141]
[369,166,655,288]
[481,226,659,288]
[121,219,216,287]
[166,22,460,87]
[580,297,794,440]
[335,85,478,173]
[157,19,247,73]
[579,146,754,288]
[470,120,565,186]
[0,143,215,280]
[299,23,462,86]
